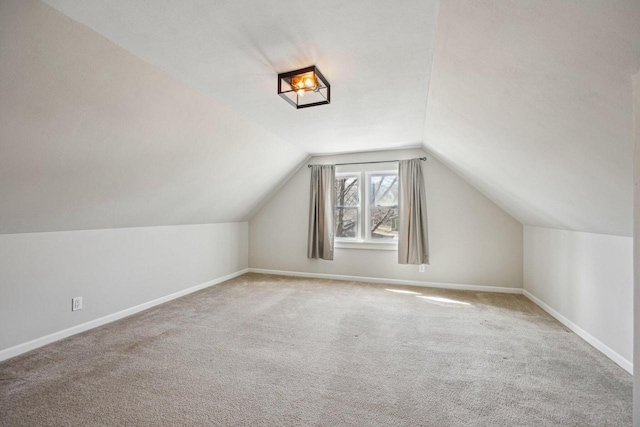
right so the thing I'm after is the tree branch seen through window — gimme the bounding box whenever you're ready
[334,172,398,242]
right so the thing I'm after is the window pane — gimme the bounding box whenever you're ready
[335,176,359,207]
[370,207,398,240]
[335,207,358,239]
[370,174,398,207]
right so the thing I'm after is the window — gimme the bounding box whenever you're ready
[335,170,399,248]
[368,173,399,240]
[335,175,359,239]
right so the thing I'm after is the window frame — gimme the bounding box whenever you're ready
[334,173,361,242]
[334,169,399,251]
[365,171,399,242]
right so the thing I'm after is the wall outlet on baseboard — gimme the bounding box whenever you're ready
[72,297,83,311]
[419,264,425,273]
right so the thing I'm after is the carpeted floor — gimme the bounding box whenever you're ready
[0,273,632,426]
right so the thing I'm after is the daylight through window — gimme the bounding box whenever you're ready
[335,171,399,243]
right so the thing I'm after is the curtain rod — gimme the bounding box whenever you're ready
[307,157,426,168]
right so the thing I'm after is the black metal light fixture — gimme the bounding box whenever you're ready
[277,65,330,109]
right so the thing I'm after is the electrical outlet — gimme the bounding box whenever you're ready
[72,297,83,311]
[419,264,425,273]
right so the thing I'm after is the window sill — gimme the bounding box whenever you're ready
[335,240,398,251]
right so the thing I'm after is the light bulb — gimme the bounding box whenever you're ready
[304,78,314,88]
[296,89,305,97]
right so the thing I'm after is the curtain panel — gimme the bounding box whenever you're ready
[307,165,335,260]
[398,159,429,265]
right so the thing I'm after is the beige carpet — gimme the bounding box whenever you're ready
[0,273,632,426]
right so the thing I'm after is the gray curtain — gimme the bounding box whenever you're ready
[307,165,335,260]
[398,159,429,265]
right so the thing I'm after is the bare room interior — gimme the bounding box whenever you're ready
[1,0,640,425]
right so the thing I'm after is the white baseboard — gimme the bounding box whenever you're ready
[522,290,633,374]
[0,268,249,363]
[249,269,632,373]
[4,268,630,376]
[248,268,523,294]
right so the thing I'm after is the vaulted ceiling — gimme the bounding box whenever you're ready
[42,0,440,154]
[1,0,639,235]
[424,0,640,236]
[0,0,307,233]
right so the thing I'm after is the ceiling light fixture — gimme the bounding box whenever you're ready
[277,65,330,109]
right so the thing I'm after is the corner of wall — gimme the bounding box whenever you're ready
[632,69,640,424]
[523,225,633,373]
[243,154,312,223]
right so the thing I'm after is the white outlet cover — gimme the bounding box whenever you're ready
[419,264,425,273]
[72,296,83,311]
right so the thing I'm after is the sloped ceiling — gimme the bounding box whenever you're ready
[0,0,307,234]
[2,0,639,237]
[424,0,640,236]
[42,0,440,154]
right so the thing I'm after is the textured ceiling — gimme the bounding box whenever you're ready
[42,0,440,155]
[424,0,640,236]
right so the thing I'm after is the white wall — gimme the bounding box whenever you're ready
[250,148,523,289]
[523,226,633,372]
[632,70,640,424]
[0,222,248,355]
